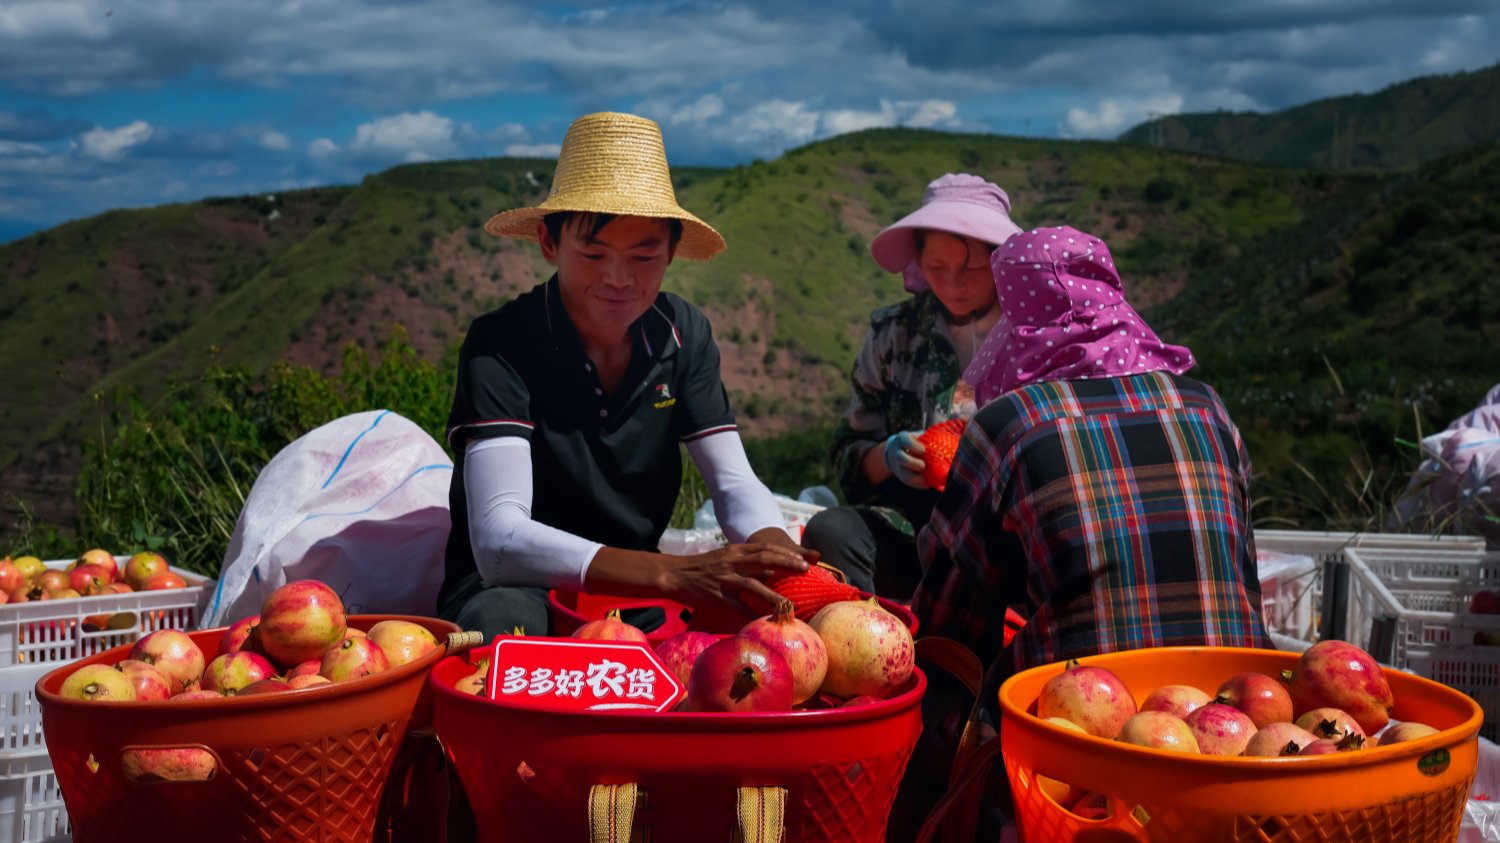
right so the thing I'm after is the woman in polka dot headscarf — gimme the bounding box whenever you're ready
[911,226,1271,825]
[964,225,1195,404]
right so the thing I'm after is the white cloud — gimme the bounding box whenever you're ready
[78,120,152,160]
[307,138,338,159]
[259,130,290,151]
[906,99,959,128]
[1063,94,1183,137]
[664,94,725,125]
[0,139,45,155]
[729,99,820,145]
[349,110,456,160]
[822,100,899,135]
[504,143,560,158]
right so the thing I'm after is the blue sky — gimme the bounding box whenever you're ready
[1,0,1497,244]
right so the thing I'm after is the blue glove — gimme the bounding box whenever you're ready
[882,431,929,489]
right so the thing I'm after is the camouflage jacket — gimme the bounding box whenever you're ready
[831,291,976,527]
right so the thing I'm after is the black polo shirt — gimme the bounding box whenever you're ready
[440,276,737,599]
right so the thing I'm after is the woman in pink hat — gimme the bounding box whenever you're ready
[802,173,1022,598]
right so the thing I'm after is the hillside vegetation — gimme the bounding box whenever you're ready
[1120,63,1500,171]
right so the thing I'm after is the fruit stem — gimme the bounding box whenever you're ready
[729,666,761,702]
[1280,669,1293,682]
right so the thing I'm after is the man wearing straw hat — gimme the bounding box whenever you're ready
[438,112,811,640]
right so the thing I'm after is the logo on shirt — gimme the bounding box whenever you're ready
[653,383,676,409]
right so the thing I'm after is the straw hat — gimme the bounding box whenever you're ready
[483,112,726,260]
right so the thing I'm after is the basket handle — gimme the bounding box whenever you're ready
[585,783,786,842]
[588,783,641,843]
[735,786,787,843]
[913,637,988,843]
[445,630,484,653]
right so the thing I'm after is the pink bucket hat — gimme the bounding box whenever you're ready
[869,173,1023,293]
[963,226,1196,406]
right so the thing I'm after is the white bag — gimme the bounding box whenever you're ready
[202,410,453,628]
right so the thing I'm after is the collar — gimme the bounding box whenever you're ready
[543,276,681,363]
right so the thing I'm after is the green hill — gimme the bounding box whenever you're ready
[1120,63,1500,171]
[1155,142,1500,524]
[2,124,1494,542]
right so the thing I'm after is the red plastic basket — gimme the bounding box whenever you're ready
[431,652,926,842]
[549,589,919,640]
[36,614,462,843]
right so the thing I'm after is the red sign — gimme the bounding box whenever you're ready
[482,638,685,713]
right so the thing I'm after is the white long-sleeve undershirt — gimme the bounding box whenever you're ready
[464,431,789,590]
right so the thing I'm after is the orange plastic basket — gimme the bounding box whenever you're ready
[431,652,925,842]
[36,614,461,843]
[998,646,1482,843]
[549,589,919,641]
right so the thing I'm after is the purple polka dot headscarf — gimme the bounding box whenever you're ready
[963,226,1196,406]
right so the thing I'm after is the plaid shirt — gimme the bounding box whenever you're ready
[915,371,1271,691]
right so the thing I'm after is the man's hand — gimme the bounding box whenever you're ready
[882,431,930,488]
[659,540,810,619]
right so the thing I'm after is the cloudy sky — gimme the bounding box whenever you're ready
[1,0,1496,244]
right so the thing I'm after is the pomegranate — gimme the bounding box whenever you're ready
[1183,703,1258,756]
[1036,660,1137,739]
[808,598,913,699]
[144,571,189,590]
[1215,671,1294,728]
[128,630,206,695]
[239,678,294,695]
[202,651,277,695]
[1243,722,1320,757]
[572,609,649,643]
[1380,722,1439,745]
[1069,792,1112,821]
[123,551,169,590]
[50,588,82,600]
[76,548,118,581]
[320,636,389,682]
[655,631,717,688]
[1298,732,1365,756]
[36,569,68,593]
[686,635,794,713]
[0,558,22,593]
[366,619,440,668]
[1037,775,1081,809]
[60,664,136,702]
[221,615,261,654]
[740,603,828,705]
[1140,684,1211,720]
[68,564,110,595]
[286,660,322,680]
[842,695,884,708]
[172,690,224,701]
[1116,711,1199,753]
[115,660,172,702]
[121,748,216,782]
[288,674,332,690]
[258,580,347,668]
[1044,716,1088,734]
[1283,639,1393,734]
[454,658,490,695]
[11,555,45,582]
[1293,707,1365,742]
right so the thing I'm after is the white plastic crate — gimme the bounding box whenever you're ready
[0,557,213,669]
[0,557,213,842]
[1342,546,1500,665]
[1250,530,1488,651]
[0,748,67,843]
